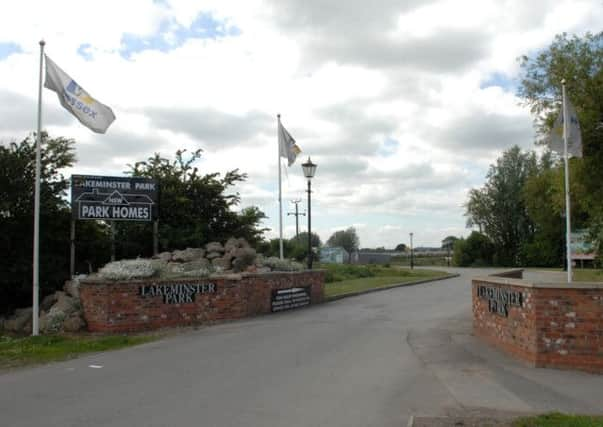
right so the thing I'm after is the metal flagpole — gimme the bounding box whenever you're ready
[32,39,45,336]
[562,79,572,283]
[277,114,284,259]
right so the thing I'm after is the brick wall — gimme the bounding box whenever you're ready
[473,274,603,373]
[80,271,324,333]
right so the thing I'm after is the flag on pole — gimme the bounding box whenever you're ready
[44,55,115,133]
[549,98,582,158]
[278,121,302,166]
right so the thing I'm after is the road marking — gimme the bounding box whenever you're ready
[88,365,103,369]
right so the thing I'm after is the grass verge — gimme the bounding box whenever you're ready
[574,269,603,282]
[513,412,603,427]
[324,266,449,298]
[0,334,156,369]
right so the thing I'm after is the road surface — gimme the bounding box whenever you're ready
[2,268,602,426]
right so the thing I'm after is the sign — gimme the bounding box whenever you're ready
[571,229,596,261]
[139,283,216,304]
[477,284,523,317]
[271,287,311,312]
[71,175,158,221]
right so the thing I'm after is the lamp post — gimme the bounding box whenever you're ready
[409,232,414,270]
[301,157,317,269]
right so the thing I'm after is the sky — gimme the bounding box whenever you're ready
[0,0,601,249]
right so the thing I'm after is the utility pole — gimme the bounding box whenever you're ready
[287,199,305,238]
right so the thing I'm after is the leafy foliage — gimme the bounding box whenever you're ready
[464,146,539,266]
[518,31,603,257]
[326,227,360,261]
[118,149,268,258]
[0,134,76,314]
[453,232,495,267]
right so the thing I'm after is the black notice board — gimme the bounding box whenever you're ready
[271,287,311,312]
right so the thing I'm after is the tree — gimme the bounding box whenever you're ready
[395,243,407,252]
[326,227,359,262]
[465,146,538,266]
[452,232,495,267]
[518,31,603,252]
[0,133,76,313]
[119,149,268,258]
[441,236,458,251]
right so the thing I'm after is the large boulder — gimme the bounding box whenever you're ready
[212,256,232,271]
[3,307,32,333]
[63,313,86,332]
[153,251,172,262]
[206,251,222,260]
[172,248,205,263]
[40,292,59,311]
[205,242,224,253]
[63,274,86,299]
[98,259,157,280]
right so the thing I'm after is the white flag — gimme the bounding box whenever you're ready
[549,98,582,158]
[44,55,115,133]
[278,121,302,166]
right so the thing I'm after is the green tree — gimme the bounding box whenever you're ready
[326,227,360,262]
[465,146,538,266]
[120,149,267,257]
[452,232,495,267]
[395,243,407,252]
[518,31,603,251]
[0,134,76,313]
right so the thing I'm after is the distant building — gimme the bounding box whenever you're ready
[320,247,349,264]
[351,251,393,265]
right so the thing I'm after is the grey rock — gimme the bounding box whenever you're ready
[237,237,251,248]
[206,251,222,260]
[212,256,232,270]
[41,292,59,311]
[182,259,210,271]
[4,307,32,332]
[165,262,186,275]
[172,248,205,262]
[63,281,80,299]
[39,308,66,333]
[232,246,256,260]
[256,267,271,274]
[224,237,240,252]
[63,314,86,332]
[205,242,224,253]
[153,251,172,262]
[53,292,78,316]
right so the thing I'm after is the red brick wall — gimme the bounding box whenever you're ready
[80,271,324,333]
[473,276,603,373]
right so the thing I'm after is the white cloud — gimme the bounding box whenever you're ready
[0,0,600,248]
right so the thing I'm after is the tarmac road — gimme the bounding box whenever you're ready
[2,267,602,427]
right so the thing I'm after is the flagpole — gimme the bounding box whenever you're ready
[277,114,284,259]
[33,39,45,336]
[562,79,572,283]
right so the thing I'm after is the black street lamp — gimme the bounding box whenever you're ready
[409,232,414,270]
[301,157,317,269]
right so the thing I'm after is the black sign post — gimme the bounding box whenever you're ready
[70,175,159,275]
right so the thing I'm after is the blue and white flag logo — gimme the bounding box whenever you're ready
[44,55,115,133]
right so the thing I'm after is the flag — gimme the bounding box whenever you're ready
[278,121,302,166]
[549,98,582,158]
[44,55,115,133]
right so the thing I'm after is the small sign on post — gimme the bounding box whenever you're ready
[71,175,158,221]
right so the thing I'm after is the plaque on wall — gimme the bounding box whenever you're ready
[271,287,311,312]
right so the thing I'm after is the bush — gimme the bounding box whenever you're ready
[453,232,495,267]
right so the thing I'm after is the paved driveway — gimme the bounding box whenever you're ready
[1,268,602,427]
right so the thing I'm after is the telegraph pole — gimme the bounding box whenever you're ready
[287,199,305,238]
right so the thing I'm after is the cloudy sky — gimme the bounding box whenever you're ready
[1,0,601,248]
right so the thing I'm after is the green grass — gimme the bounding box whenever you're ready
[0,334,156,369]
[513,412,603,427]
[324,266,448,297]
[573,269,603,282]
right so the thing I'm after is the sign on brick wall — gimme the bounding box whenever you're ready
[271,287,311,312]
